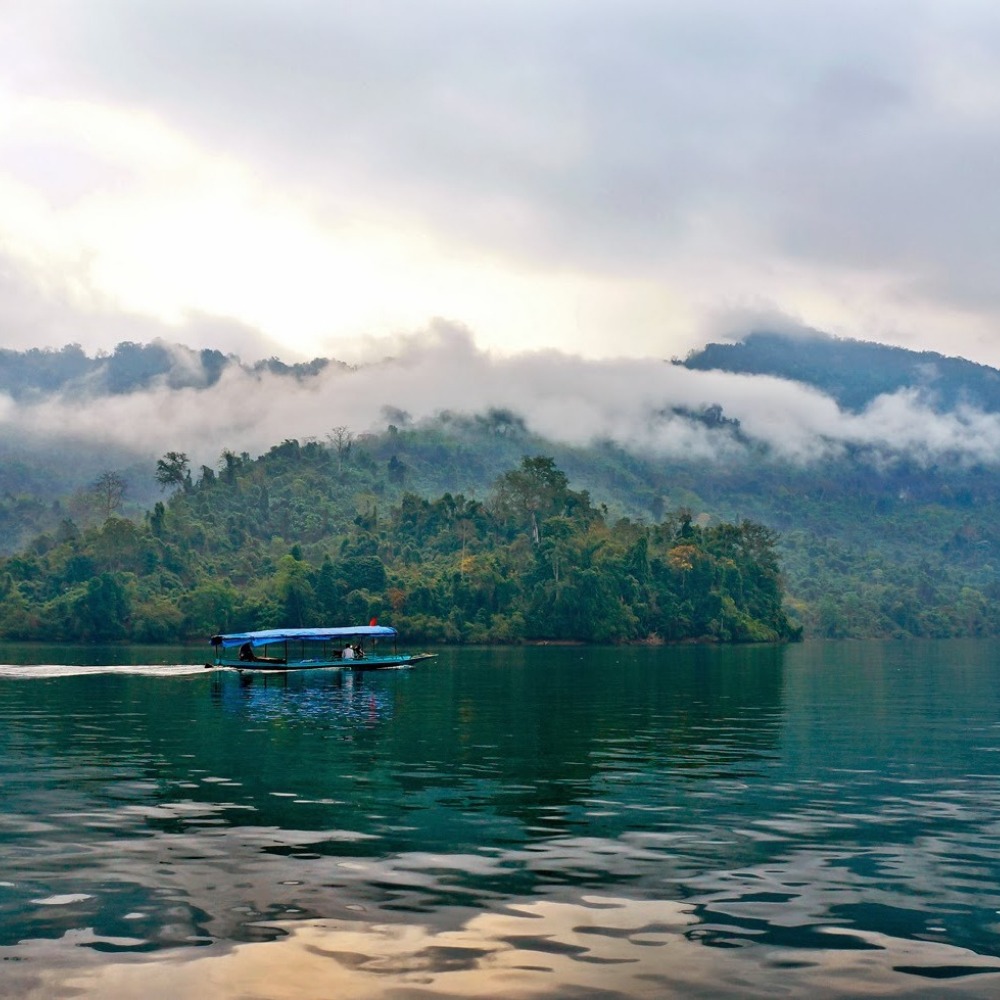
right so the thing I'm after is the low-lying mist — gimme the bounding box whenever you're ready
[6,323,1000,475]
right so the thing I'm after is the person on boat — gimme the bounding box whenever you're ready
[342,644,355,660]
[237,641,285,665]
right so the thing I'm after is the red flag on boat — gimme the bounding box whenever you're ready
[369,616,378,626]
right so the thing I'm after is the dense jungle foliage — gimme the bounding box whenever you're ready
[4,412,1000,641]
[0,446,797,645]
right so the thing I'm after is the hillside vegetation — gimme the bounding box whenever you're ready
[0,446,797,646]
[4,332,1000,640]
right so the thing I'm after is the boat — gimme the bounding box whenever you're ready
[207,625,435,671]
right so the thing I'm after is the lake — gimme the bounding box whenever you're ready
[1,640,999,998]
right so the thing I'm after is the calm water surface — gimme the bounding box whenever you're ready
[1,640,999,998]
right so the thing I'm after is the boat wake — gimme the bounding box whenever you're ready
[0,664,209,679]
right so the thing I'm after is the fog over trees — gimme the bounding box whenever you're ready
[4,330,1000,640]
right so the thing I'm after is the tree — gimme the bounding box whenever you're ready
[156,452,190,491]
[92,471,126,520]
[536,515,575,590]
[180,581,240,635]
[220,449,242,483]
[455,518,476,579]
[494,456,572,545]
[388,454,407,484]
[274,554,315,626]
[313,556,345,619]
[329,426,354,474]
[74,572,131,640]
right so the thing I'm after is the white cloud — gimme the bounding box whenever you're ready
[5,325,1000,473]
[4,2,1000,367]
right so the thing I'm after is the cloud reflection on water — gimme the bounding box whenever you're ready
[9,894,1000,1000]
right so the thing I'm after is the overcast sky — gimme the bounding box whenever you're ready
[2,1,1000,367]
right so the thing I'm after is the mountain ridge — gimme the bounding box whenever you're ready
[680,329,1000,413]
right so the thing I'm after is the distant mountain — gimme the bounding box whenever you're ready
[0,340,340,400]
[680,330,1000,413]
[8,331,999,415]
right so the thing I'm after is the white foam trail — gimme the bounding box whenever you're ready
[0,664,209,679]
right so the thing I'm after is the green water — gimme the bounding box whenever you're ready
[1,640,1000,997]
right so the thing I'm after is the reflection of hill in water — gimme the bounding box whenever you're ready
[0,650,787,859]
[781,639,1000,770]
[203,646,785,837]
[379,645,785,814]
[0,646,787,950]
[193,646,788,925]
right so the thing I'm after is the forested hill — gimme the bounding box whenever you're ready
[681,330,1000,413]
[4,416,1000,641]
[0,450,798,646]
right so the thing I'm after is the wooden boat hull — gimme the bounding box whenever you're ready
[209,652,436,672]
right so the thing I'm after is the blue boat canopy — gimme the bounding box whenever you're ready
[211,626,397,649]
